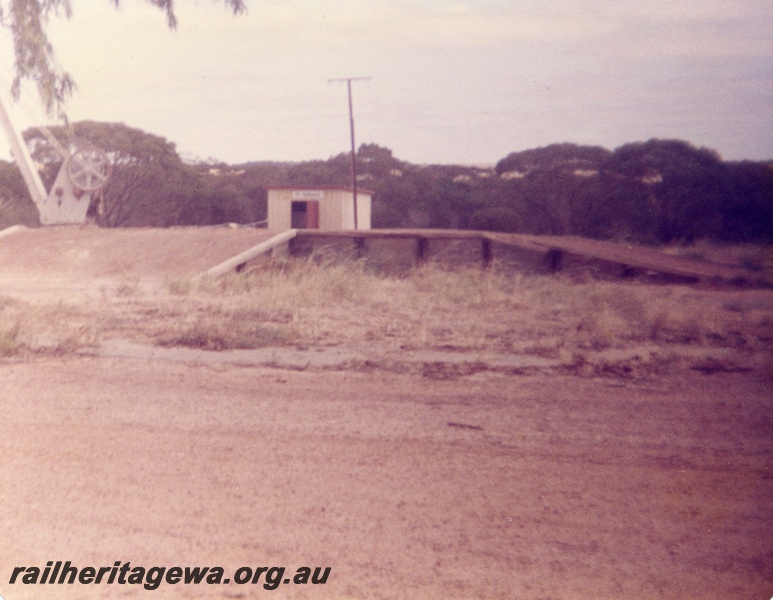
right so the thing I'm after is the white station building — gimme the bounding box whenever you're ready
[266,187,372,231]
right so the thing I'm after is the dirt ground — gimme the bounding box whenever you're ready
[1,226,771,599]
[0,359,770,599]
[0,226,281,301]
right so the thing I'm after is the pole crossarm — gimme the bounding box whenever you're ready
[327,77,372,84]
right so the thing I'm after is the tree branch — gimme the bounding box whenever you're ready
[3,0,247,117]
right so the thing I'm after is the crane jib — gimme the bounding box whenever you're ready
[0,96,112,225]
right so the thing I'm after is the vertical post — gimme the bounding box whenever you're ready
[329,76,370,230]
[347,79,358,230]
[482,237,493,268]
[416,237,429,265]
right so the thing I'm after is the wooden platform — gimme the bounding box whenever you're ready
[288,229,770,285]
[1,225,768,288]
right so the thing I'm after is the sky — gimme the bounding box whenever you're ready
[1,0,771,165]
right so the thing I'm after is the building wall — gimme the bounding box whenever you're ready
[267,188,371,231]
[267,189,293,230]
[321,190,345,230]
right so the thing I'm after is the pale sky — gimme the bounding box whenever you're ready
[1,0,771,165]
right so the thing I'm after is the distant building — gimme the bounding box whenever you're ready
[266,186,372,231]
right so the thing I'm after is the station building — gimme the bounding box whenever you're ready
[266,186,372,231]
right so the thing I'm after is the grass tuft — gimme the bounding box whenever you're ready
[116,277,142,297]
[157,316,298,351]
[165,276,193,296]
[0,322,23,356]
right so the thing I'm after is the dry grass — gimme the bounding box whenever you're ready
[1,257,771,369]
[0,295,100,356]
[664,241,773,272]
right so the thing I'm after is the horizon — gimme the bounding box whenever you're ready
[2,113,770,168]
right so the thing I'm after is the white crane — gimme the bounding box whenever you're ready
[0,96,111,225]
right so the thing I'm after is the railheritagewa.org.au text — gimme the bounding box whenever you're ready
[8,561,330,591]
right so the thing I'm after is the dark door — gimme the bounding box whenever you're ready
[291,201,320,229]
[306,201,319,229]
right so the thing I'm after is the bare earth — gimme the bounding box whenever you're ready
[1,227,771,599]
[1,359,770,599]
[0,226,280,300]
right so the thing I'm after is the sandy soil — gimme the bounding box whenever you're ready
[0,358,771,600]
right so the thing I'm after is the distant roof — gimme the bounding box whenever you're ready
[265,185,374,195]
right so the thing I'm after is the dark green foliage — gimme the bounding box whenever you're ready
[496,143,612,176]
[469,207,520,232]
[0,159,39,228]
[719,161,773,242]
[4,124,770,245]
[608,139,727,243]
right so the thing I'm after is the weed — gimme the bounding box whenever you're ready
[116,277,141,297]
[165,276,193,297]
[57,324,100,353]
[0,322,23,356]
[157,316,298,351]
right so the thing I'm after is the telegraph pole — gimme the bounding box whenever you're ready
[329,76,370,230]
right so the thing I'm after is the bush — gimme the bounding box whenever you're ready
[469,207,521,232]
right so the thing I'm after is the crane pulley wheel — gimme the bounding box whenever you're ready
[66,144,112,192]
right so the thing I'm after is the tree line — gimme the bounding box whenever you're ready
[0,121,770,244]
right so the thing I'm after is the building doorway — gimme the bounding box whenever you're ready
[291,201,319,229]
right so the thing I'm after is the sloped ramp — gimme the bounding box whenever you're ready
[488,233,770,284]
[199,229,297,278]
